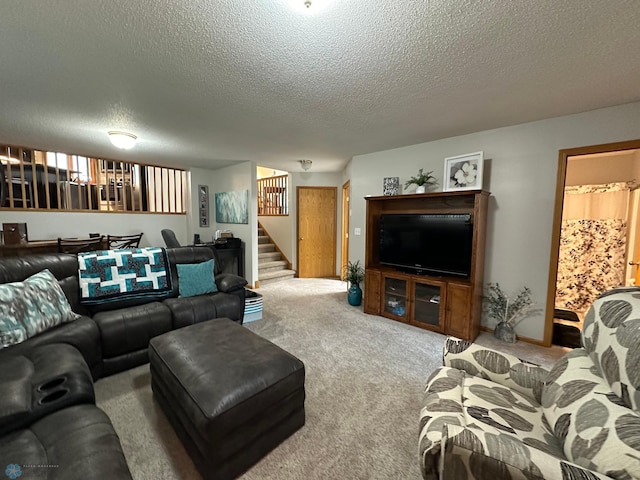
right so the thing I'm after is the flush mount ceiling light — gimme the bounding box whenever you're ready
[299,159,312,171]
[285,0,333,13]
[108,131,137,150]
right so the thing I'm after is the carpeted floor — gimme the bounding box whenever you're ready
[94,278,567,480]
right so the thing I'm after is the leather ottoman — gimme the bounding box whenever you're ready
[149,318,305,480]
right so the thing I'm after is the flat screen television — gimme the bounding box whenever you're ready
[379,213,473,278]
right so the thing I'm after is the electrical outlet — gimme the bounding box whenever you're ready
[354,228,361,236]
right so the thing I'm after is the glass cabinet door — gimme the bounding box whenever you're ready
[411,280,444,330]
[382,275,408,320]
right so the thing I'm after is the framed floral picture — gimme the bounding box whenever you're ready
[443,151,484,191]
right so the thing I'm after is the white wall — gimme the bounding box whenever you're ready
[188,167,215,244]
[566,152,639,186]
[348,101,640,342]
[209,161,258,287]
[0,210,187,248]
[258,213,293,264]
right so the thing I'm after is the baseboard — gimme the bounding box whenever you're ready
[479,326,546,347]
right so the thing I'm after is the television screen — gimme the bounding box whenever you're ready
[379,213,473,277]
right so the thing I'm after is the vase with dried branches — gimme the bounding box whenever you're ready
[485,283,535,343]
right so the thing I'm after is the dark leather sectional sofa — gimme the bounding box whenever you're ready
[0,246,248,479]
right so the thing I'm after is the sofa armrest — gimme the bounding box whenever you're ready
[443,336,549,404]
[419,366,466,480]
[215,273,248,293]
[440,424,612,480]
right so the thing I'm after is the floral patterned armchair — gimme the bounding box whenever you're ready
[419,287,640,480]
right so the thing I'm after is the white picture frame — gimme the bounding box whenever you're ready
[443,151,484,192]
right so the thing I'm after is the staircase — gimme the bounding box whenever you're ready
[258,224,296,285]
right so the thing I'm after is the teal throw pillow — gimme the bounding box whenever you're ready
[0,269,79,349]
[177,259,218,297]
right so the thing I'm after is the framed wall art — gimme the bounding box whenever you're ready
[198,185,209,227]
[443,151,484,192]
[215,189,249,224]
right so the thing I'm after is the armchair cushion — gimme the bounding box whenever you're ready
[440,424,612,480]
[420,364,559,480]
[443,337,549,404]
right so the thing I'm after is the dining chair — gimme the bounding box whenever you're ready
[57,236,105,254]
[1,162,33,208]
[161,229,181,248]
[107,233,143,249]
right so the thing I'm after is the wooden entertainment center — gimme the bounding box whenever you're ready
[363,190,489,341]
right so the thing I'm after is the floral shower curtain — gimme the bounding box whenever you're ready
[555,182,630,315]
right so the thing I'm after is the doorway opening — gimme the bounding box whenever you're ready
[545,140,640,347]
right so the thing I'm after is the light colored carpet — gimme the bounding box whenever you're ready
[94,278,566,480]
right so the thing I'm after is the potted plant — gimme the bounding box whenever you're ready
[404,168,438,193]
[344,260,365,306]
[484,283,535,343]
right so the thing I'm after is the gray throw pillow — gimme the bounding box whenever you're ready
[0,269,79,349]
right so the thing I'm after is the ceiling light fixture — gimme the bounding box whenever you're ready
[286,0,333,13]
[108,131,137,150]
[299,159,312,171]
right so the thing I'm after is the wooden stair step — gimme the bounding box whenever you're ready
[258,260,288,273]
[258,243,276,253]
[259,251,282,263]
[259,269,296,285]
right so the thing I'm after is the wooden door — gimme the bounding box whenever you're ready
[297,187,337,278]
[340,181,350,280]
[626,189,640,286]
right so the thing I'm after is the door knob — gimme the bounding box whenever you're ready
[299,237,304,241]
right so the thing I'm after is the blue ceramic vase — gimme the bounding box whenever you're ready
[348,283,362,306]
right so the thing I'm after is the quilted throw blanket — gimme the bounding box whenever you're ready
[78,247,172,303]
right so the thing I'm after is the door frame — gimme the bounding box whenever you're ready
[340,181,350,280]
[296,186,338,278]
[544,139,640,346]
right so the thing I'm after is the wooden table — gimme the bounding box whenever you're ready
[0,238,107,257]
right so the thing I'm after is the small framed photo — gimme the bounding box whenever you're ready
[383,177,399,196]
[443,151,484,191]
[198,184,210,227]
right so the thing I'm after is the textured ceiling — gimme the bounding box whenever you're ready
[0,0,639,172]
